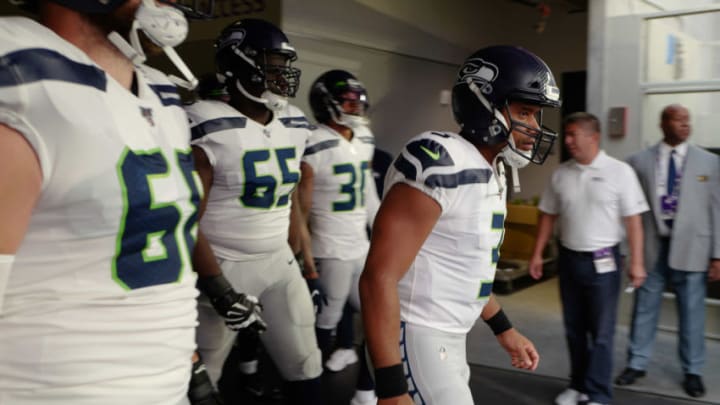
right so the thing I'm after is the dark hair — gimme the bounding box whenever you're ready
[563,112,600,133]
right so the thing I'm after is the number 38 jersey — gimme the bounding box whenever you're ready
[385,131,507,334]
[302,124,375,260]
[186,100,312,260]
[0,18,200,404]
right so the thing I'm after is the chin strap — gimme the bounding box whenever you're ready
[467,78,509,133]
[511,165,521,193]
[233,80,288,112]
[107,0,198,90]
[494,157,506,197]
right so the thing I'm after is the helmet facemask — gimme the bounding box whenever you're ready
[465,78,557,167]
[107,0,201,89]
[228,49,300,111]
[322,86,369,129]
[502,101,558,167]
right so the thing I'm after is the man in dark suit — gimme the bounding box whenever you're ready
[616,104,720,398]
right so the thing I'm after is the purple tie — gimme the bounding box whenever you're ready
[667,150,677,195]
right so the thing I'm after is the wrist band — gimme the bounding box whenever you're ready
[484,309,513,335]
[374,363,408,398]
[196,274,232,299]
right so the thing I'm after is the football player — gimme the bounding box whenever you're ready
[0,1,263,404]
[360,46,562,405]
[298,70,380,404]
[186,18,324,404]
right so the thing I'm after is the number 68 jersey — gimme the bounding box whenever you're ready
[186,100,312,260]
[0,18,200,405]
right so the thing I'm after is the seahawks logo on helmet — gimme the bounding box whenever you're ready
[457,58,498,95]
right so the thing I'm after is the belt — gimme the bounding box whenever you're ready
[559,245,594,257]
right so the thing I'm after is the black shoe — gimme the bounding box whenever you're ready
[683,374,705,398]
[614,368,646,386]
[241,372,265,398]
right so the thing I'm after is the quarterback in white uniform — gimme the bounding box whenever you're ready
[187,19,324,404]
[299,70,380,405]
[0,1,217,404]
[360,46,562,405]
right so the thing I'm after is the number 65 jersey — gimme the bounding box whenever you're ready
[0,18,200,405]
[186,100,312,260]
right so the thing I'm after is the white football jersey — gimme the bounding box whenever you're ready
[386,131,507,334]
[302,124,375,260]
[0,18,199,404]
[186,101,312,260]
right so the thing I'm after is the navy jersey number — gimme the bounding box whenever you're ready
[113,149,200,290]
[333,161,369,211]
[241,147,299,209]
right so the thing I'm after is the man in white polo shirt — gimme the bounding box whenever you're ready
[529,112,649,405]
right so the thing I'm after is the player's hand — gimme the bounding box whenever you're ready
[211,290,267,333]
[305,276,328,315]
[628,262,647,288]
[496,328,539,371]
[378,394,414,405]
[197,274,267,333]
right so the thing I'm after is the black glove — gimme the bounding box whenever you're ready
[197,274,267,333]
[305,277,328,315]
[188,359,225,405]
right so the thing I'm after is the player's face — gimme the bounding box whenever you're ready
[661,106,690,146]
[563,122,597,162]
[262,52,294,96]
[505,101,542,152]
[339,91,366,117]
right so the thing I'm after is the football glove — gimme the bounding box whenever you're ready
[305,277,328,315]
[197,274,267,333]
[188,359,225,405]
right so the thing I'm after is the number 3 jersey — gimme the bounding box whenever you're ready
[301,124,375,260]
[0,18,200,404]
[186,100,312,260]
[385,131,507,334]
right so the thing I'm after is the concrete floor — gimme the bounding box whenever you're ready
[228,275,719,404]
[468,276,720,404]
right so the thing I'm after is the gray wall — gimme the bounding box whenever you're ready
[284,0,589,200]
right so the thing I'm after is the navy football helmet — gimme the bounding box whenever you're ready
[215,19,301,111]
[452,45,561,165]
[309,70,369,128]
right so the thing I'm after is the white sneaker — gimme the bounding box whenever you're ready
[587,402,608,405]
[555,388,589,405]
[350,389,377,405]
[325,348,359,372]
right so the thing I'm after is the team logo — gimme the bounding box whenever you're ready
[457,58,499,95]
[140,107,155,127]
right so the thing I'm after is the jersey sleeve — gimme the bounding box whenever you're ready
[384,133,460,211]
[0,45,108,190]
[301,130,333,170]
[186,101,247,168]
